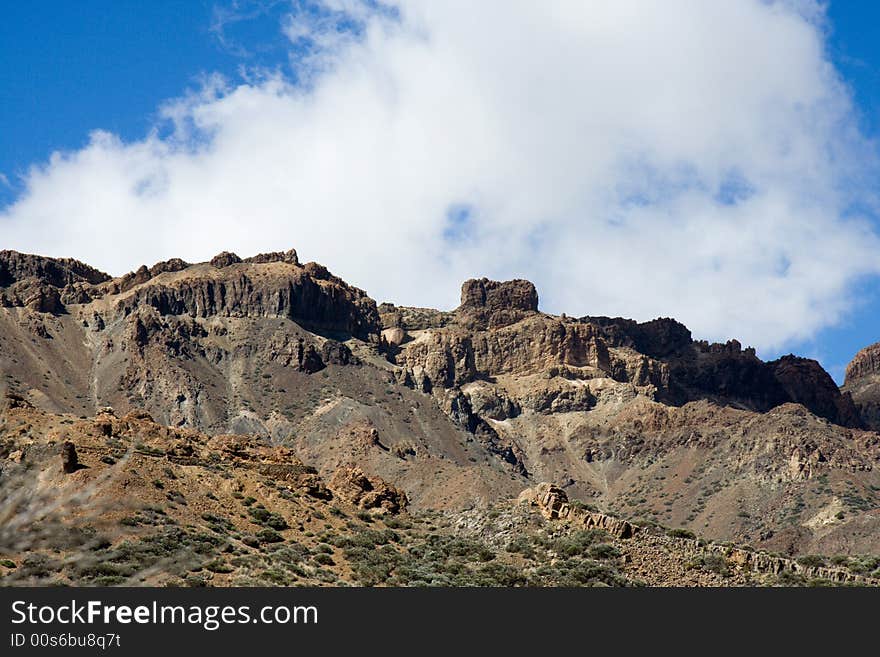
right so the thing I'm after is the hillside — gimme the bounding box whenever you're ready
[1,248,879,585]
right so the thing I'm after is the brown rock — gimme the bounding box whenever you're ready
[297,340,325,374]
[519,483,637,538]
[0,250,109,288]
[457,278,539,329]
[843,342,880,430]
[770,355,861,428]
[244,249,299,266]
[3,392,33,410]
[113,261,379,339]
[210,251,242,268]
[328,466,408,514]
[60,441,78,473]
[381,327,407,346]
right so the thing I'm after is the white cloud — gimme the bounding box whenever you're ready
[2,0,879,352]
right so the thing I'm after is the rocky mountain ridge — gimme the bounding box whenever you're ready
[1,248,879,561]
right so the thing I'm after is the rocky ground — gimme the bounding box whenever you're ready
[1,400,876,587]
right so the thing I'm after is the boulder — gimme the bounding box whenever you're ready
[328,466,408,514]
[210,251,242,268]
[381,327,407,347]
[61,441,79,473]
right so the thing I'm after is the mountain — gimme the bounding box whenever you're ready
[844,342,880,431]
[1,248,879,585]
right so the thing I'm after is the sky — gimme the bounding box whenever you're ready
[2,1,880,382]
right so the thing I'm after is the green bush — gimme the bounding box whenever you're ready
[588,543,621,560]
[666,528,697,540]
[796,554,827,569]
[257,528,284,544]
[688,553,729,576]
[248,507,289,531]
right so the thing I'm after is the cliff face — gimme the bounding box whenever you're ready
[0,250,110,288]
[0,249,378,339]
[0,250,111,313]
[457,278,539,329]
[771,355,861,428]
[389,278,861,429]
[844,342,880,430]
[113,260,379,340]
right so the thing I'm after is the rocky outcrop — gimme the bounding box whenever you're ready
[381,327,407,347]
[0,251,110,289]
[397,316,663,395]
[470,318,617,376]
[846,342,880,384]
[297,340,325,374]
[581,316,693,358]
[843,342,880,430]
[60,441,78,473]
[243,249,299,266]
[521,483,878,584]
[210,251,242,268]
[104,258,191,295]
[328,466,408,514]
[114,263,380,339]
[2,392,33,411]
[0,251,110,314]
[457,278,539,329]
[1,280,64,313]
[397,331,476,391]
[519,483,637,538]
[770,355,861,428]
[378,303,454,331]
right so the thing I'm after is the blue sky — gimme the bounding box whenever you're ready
[785,2,880,381]
[2,1,880,381]
[0,2,273,203]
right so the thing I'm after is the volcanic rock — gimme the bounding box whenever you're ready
[328,466,408,514]
[843,341,880,429]
[457,278,539,329]
[60,441,78,473]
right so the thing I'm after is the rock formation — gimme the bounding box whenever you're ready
[328,466,408,514]
[519,483,637,538]
[60,441,78,473]
[844,342,880,430]
[2,250,880,558]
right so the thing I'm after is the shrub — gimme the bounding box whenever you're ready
[313,553,335,566]
[796,554,827,569]
[550,529,607,557]
[505,536,536,559]
[248,507,289,530]
[570,500,599,513]
[688,553,729,576]
[205,559,234,574]
[241,535,261,548]
[775,570,806,586]
[588,543,621,560]
[666,528,696,540]
[257,529,284,544]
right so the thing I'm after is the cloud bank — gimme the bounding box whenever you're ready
[3,0,879,351]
